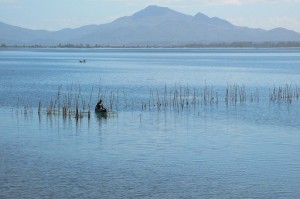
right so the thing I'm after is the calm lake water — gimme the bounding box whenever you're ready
[1,48,300,198]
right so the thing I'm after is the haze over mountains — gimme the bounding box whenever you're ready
[1,5,300,46]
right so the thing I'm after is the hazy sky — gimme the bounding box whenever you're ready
[1,0,300,32]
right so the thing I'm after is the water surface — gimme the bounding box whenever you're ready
[1,48,300,198]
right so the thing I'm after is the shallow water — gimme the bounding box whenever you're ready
[1,48,300,198]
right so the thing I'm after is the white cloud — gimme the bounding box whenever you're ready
[190,0,300,5]
[0,0,15,4]
[103,0,300,5]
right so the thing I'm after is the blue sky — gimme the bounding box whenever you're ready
[1,0,300,32]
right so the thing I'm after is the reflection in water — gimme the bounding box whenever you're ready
[1,107,300,198]
[95,111,108,119]
[33,108,120,133]
[95,111,119,129]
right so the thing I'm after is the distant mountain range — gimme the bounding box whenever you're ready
[1,5,300,46]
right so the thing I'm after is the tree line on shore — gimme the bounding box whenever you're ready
[1,41,300,48]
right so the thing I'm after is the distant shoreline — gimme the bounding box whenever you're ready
[1,42,300,49]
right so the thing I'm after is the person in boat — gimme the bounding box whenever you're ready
[95,99,108,112]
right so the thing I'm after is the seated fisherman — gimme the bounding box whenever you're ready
[95,99,108,112]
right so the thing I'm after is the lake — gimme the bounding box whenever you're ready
[1,48,300,198]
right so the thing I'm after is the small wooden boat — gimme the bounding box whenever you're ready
[95,107,109,119]
[95,107,109,114]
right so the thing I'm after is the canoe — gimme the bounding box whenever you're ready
[95,108,109,119]
[95,108,109,114]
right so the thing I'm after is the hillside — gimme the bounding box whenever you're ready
[1,5,300,46]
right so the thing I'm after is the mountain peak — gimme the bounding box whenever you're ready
[194,13,233,28]
[194,13,210,20]
[132,5,179,18]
